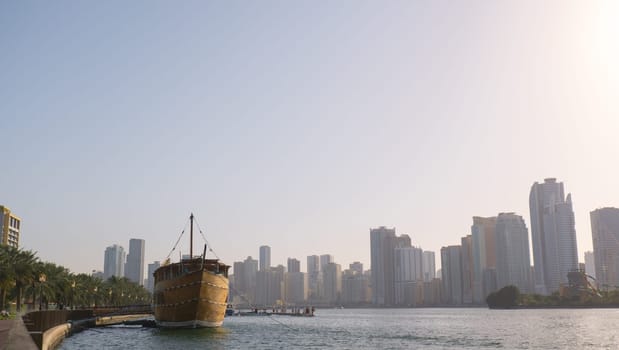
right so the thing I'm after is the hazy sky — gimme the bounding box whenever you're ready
[2,1,618,275]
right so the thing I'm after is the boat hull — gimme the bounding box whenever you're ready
[153,260,229,328]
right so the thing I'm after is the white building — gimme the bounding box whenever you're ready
[591,208,619,288]
[495,213,532,293]
[104,244,126,280]
[529,178,579,294]
[394,246,423,305]
[584,251,596,280]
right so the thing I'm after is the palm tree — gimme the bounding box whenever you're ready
[13,249,38,312]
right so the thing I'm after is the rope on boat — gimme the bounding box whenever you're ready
[165,219,190,261]
[193,217,222,260]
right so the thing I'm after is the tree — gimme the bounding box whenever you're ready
[486,285,520,309]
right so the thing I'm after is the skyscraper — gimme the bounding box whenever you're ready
[529,178,579,294]
[394,246,423,305]
[320,254,334,270]
[370,227,411,306]
[471,216,497,303]
[495,213,532,293]
[591,208,619,288]
[422,251,436,282]
[104,244,126,280]
[441,245,463,305]
[259,245,271,271]
[322,262,342,305]
[233,256,258,304]
[287,258,301,273]
[460,235,474,304]
[125,238,145,285]
[584,251,596,279]
[0,205,20,248]
[307,255,321,301]
[146,261,160,293]
[370,226,396,305]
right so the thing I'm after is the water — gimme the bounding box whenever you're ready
[59,308,619,349]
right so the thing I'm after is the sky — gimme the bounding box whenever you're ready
[2,1,619,276]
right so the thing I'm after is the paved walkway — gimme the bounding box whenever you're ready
[0,319,37,350]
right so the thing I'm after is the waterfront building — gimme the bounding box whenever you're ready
[259,245,271,271]
[584,251,596,280]
[287,258,301,273]
[341,268,370,305]
[285,271,308,304]
[591,208,619,288]
[441,245,463,305]
[529,178,579,294]
[422,251,436,282]
[322,262,342,305]
[307,255,321,302]
[423,278,442,306]
[255,265,285,307]
[0,205,20,248]
[146,261,160,293]
[495,213,532,293]
[471,216,497,303]
[125,238,145,285]
[103,244,126,279]
[394,246,423,305]
[370,226,396,305]
[461,235,474,304]
[232,256,258,304]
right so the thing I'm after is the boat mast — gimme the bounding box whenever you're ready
[190,213,194,259]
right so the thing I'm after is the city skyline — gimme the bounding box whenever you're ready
[3,1,619,275]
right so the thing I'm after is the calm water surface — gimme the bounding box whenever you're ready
[59,308,619,349]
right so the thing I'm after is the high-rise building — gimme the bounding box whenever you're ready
[529,178,579,294]
[322,262,342,305]
[495,213,532,293]
[422,251,436,282]
[0,205,20,248]
[259,245,271,271]
[232,256,258,304]
[370,227,412,306]
[255,265,285,307]
[125,238,145,285]
[287,258,301,273]
[370,226,396,305]
[584,251,596,280]
[104,244,126,280]
[342,268,370,305]
[460,235,474,304]
[146,261,160,293]
[320,254,334,270]
[349,261,363,275]
[306,255,321,301]
[285,271,308,304]
[471,216,497,303]
[441,245,463,305]
[394,246,423,306]
[591,208,619,288]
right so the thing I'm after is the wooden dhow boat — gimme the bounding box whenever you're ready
[153,213,230,328]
